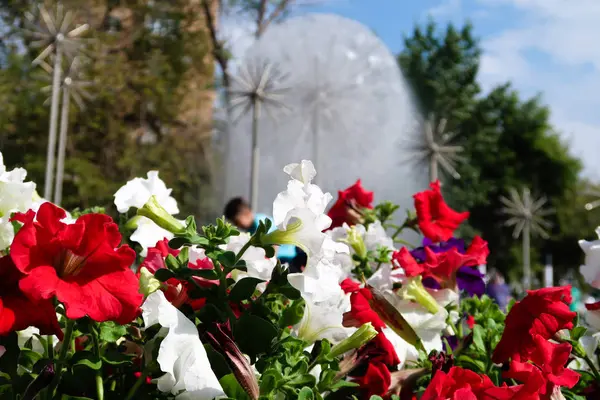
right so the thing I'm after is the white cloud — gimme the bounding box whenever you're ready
[475,0,600,177]
[427,0,463,17]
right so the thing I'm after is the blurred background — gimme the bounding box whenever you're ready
[1,0,600,287]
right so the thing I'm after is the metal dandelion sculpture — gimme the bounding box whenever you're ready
[25,3,88,200]
[229,57,289,209]
[584,188,600,211]
[403,113,463,183]
[46,57,93,206]
[500,187,554,290]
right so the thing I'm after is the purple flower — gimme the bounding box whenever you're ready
[410,238,485,297]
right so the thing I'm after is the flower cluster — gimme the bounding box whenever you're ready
[0,154,596,400]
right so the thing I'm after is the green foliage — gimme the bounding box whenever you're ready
[0,0,217,221]
[398,20,587,282]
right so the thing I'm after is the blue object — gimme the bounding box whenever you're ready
[570,286,581,312]
[250,213,297,264]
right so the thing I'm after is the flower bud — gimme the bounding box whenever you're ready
[139,267,162,297]
[399,276,440,314]
[344,226,367,259]
[205,322,259,400]
[137,195,185,234]
[367,286,425,352]
[329,323,378,359]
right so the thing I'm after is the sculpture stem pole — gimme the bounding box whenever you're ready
[54,85,71,206]
[250,98,260,210]
[312,109,319,186]
[429,155,438,183]
[44,44,63,201]
[523,224,531,290]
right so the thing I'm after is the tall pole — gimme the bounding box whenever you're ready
[54,82,71,206]
[429,154,438,183]
[43,39,63,201]
[523,224,531,290]
[249,98,260,210]
[312,106,320,186]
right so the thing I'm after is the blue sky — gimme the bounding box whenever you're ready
[224,0,600,179]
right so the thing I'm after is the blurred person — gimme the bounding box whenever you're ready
[486,270,511,310]
[223,197,304,272]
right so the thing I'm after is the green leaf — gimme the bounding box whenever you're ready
[60,396,94,399]
[571,326,587,342]
[169,236,192,249]
[181,267,219,280]
[219,373,251,400]
[17,349,42,371]
[279,299,305,328]
[369,397,384,400]
[101,349,133,366]
[298,387,314,400]
[165,254,180,270]
[229,277,264,302]
[472,325,486,352]
[99,321,127,343]
[234,314,279,358]
[70,351,102,371]
[154,268,175,282]
[217,251,237,268]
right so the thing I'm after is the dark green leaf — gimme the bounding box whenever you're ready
[217,251,237,268]
[234,314,279,358]
[70,351,102,371]
[154,268,176,282]
[17,349,42,371]
[182,267,219,280]
[101,349,133,366]
[219,373,251,400]
[298,387,314,400]
[571,326,587,342]
[99,321,127,343]
[229,277,264,302]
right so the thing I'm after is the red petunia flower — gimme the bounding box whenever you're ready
[353,361,391,398]
[492,287,576,364]
[466,315,475,330]
[414,181,469,242]
[0,256,62,338]
[422,367,536,400]
[327,180,374,229]
[139,238,216,309]
[505,335,579,398]
[394,246,479,289]
[342,288,386,331]
[11,202,142,325]
[465,236,489,266]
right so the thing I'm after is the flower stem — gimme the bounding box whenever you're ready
[91,326,104,400]
[125,369,149,400]
[46,335,54,359]
[583,354,600,382]
[234,239,252,264]
[47,319,75,396]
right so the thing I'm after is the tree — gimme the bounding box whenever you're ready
[0,0,217,221]
[398,21,587,282]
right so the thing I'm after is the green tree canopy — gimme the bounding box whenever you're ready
[398,20,596,283]
[0,0,217,221]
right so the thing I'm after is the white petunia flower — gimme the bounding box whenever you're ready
[114,171,181,256]
[141,291,225,399]
[130,217,176,257]
[114,171,178,214]
[382,288,459,368]
[264,161,333,257]
[580,228,600,289]
[221,232,276,282]
[0,152,36,249]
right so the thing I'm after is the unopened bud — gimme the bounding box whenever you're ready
[138,196,185,234]
[329,323,378,359]
[23,361,55,400]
